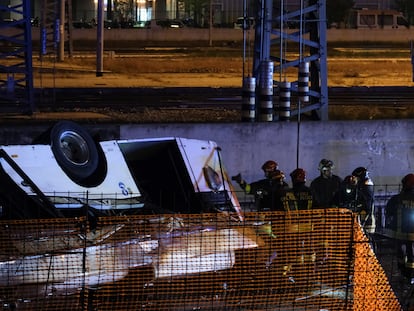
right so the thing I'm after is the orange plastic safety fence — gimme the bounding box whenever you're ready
[0,209,401,310]
[353,219,402,311]
[0,217,89,311]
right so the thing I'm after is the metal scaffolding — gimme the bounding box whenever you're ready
[40,0,73,61]
[0,0,74,114]
[0,0,35,114]
[253,0,328,120]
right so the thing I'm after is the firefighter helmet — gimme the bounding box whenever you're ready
[269,169,285,181]
[343,175,357,186]
[318,159,334,171]
[352,167,368,179]
[290,168,306,183]
[402,173,414,190]
[261,160,278,172]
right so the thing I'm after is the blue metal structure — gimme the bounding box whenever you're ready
[0,0,35,114]
[253,0,328,120]
[40,0,59,58]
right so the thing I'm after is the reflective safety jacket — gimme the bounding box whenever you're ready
[244,178,288,211]
[282,183,313,211]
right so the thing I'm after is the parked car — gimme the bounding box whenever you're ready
[132,20,150,28]
[155,19,185,28]
[72,20,93,29]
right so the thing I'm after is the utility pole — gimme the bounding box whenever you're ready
[209,0,213,47]
[96,0,104,76]
[58,0,65,61]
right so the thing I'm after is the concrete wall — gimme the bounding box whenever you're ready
[72,28,414,43]
[119,120,414,187]
[1,119,413,188]
[61,28,248,43]
[24,28,414,44]
[327,28,414,43]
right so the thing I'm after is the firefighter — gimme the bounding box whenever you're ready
[281,168,316,282]
[282,168,313,211]
[385,173,414,276]
[310,159,342,208]
[232,160,288,211]
[332,175,358,209]
[352,166,375,234]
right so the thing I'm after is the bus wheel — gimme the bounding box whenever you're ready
[50,120,107,187]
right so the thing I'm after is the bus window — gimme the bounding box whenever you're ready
[397,16,409,27]
[380,14,393,26]
[359,14,375,27]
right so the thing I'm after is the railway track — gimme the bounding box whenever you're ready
[35,87,242,110]
[329,86,414,106]
[2,86,413,119]
[34,86,414,110]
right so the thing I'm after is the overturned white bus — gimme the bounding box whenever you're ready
[0,120,243,221]
[0,120,259,299]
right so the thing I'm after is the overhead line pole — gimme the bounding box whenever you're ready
[96,0,104,77]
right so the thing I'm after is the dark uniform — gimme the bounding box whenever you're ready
[385,173,414,273]
[332,168,375,234]
[281,169,315,282]
[352,167,375,233]
[310,159,342,208]
[282,168,313,211]
[233,160,288,211]
[247,173,289,211]
[332,175,358,209]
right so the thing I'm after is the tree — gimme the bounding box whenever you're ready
[326,0,355,27]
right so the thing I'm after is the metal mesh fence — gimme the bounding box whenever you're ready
[0,208,402,310]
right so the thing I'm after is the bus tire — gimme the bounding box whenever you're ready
[50,120,107,187]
